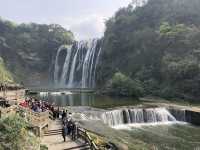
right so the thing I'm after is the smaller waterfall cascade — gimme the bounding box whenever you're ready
[54,39,101,88]
[168,108,186,122]
[101,108,177,127]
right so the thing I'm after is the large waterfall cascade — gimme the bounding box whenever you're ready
[101,108,185,127]
[54,39,101,88]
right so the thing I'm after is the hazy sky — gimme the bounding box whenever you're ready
[0,0,132,40]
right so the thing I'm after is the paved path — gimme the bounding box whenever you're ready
[41,120,88,150]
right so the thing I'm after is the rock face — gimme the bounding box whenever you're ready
[185,110,200,126]
[0,19,74,86]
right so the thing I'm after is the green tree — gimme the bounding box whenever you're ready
[99,0,200,101]
[107,72,144,97]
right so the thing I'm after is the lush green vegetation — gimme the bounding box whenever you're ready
[98,0,200,101]
[105,72,144,98]
[0,18,74,85]
[0,114,39,150]
[0,57,14,83]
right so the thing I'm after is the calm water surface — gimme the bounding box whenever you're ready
[34,92,140,108]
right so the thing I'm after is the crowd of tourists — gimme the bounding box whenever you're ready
[19,97,79,141]
[61,110,78,142]
[19,97,61,119]
[18,95,83,144]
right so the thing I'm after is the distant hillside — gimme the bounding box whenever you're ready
[99,0,200,101]
[0,18,74,86]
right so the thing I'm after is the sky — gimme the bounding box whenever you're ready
[0,0,132,40]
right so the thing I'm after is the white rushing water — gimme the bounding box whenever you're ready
[68,42,83,87]
[60,45,73,86]
[54,39,101,88]
[101,108,181,128]
[54,45,69,85]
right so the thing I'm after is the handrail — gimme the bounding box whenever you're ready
[77,127,99,150]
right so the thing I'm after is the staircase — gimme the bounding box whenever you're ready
[41,119,89,150]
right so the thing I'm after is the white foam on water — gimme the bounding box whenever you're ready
[72,113,101,121]
[112,121,187,130]
[50,92,62,95]
[39,92,48,95]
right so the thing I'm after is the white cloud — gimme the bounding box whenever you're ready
[0,0,133,41]
[62,14,105,40]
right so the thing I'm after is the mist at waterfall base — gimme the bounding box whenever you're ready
[54,39,101,88]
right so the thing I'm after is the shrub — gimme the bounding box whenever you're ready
[108,72,144,98]
[0,114,39,150]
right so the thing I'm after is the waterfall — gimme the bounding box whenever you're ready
[101,109,125,126]
[82,39,98,88]
[92,47,102,87]
[54,45,70,85]
[68,42,82,87]
[168,108,186,122]
[101,108,178,127]
[60,45,72,86]
[53,39,101,88]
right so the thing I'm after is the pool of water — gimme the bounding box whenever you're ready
[33,92,140,108]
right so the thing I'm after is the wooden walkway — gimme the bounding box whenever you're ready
[41,120,90,150]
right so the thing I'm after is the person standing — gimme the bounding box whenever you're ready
[62,110,66,120]
[67,118,73,135]
[57,107,60,118]
[62,124,67,142]
[63,117,68,126]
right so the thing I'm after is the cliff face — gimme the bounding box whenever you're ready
[0,19,74,86]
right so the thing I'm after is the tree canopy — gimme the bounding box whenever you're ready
[0,18,74,85]
[98,0,200,101]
